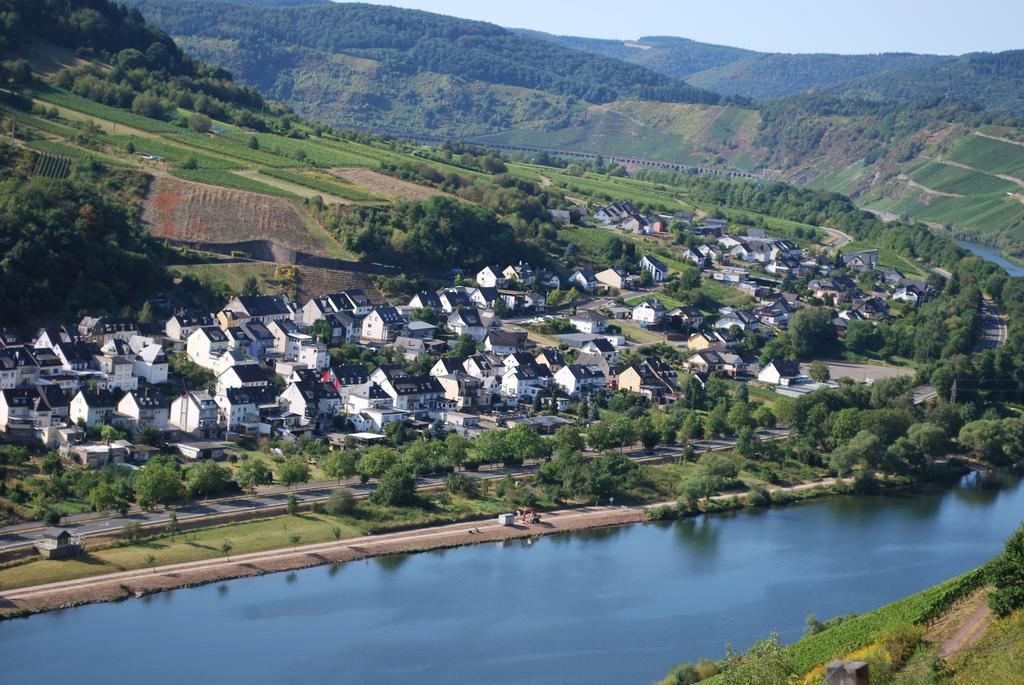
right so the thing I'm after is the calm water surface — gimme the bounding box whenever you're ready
[956,239,1024,277]
[2,471,1022,685]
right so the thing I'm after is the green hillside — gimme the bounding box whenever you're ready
[121,0,719,135]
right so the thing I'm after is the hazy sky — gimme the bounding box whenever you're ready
[349,1,1023,55]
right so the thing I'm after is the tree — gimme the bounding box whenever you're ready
[187,112,212,133]
[221,540,233,560]
[248,135,260,149]
[829,430,881,476]
[277,457,311,489]
[123,521,143,542]
[505,424,548,465]
[235,458,273,493]
[88,481,130,515]
[331,526,343,543]
[241,275,261,297]
[735,426,759,457]
[443,433,471,470]
[587,453,639,501]
[186,460,230,499]
[289,533,301,548]
[134,462,184,509]
[145,553,157,573]
[369,465,417,507]
[166,511,179,541]
[308,319,332,344]
[808,361,831,382]
[473,429,510,465]
[444,472,480,498]
[99,424,127,444]
[989,523,1024,617]
[357,446,399,479]
[788,307,836,359]
[959,420,1006,464]
[634,416,659,451]
[321,451,358,483]
[553,425,584,459]
[718,631,796,684]
[286,493,298,515]
[39,451,64,477]
[325,488,356,516]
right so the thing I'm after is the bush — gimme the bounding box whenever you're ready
[645,505,676,521]
[882,624,923,668]
[325,489,356,516]
[745,486,770,508]
[444,473,480,499]
[852,471,881,495]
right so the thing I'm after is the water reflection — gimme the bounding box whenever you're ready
[672,516,721,559]
[375,553,410,572]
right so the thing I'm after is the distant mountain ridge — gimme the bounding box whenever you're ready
[521,30,1024,116]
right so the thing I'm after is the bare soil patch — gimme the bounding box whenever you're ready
[329,167,449,202]
[143,175,330,256]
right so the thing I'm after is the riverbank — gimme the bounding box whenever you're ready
[0,476,858,619]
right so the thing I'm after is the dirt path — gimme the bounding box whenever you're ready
[230,170,351,205]
[820,226,852,250]
[938,158,1024,190]
[975,131,1024,148]
[940,602,992,658]
[899,173,965,198]
[38,101,161,139]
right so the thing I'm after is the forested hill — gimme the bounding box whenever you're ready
[523,30,1024,117]
[834,50,1024,115]
[119,0,722,135]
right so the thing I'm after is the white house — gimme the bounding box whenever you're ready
[70,389,118,429]
[165,310,214,342]
[361,306,408,343]
[186,326,229,370]
[169,391,219,436]
[133,344,168,384]
[632,299,667,326]
[116,388,170,431]
[448,308,487,342]
[570,310,607,334]
[475,265,508,289]
[500,363,551,400]
[639,255,670,282]
[568,268,598,293]
[757,359,804,386]
[554,364,606,398]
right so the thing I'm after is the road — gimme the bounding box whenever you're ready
[975,299,1008,352]
[0,430,792,552]
[820,226,852,250]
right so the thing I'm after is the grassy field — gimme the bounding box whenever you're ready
[910,160,1018,196]
[0,493,531,592]
[169,169,299,197]
[259,167,384,202]
[947,133,1024,180]
[170,263,282,294]
[34,88,180,133]
[168,133,300,168]
[110,135,240,169]
[26,139,135,168]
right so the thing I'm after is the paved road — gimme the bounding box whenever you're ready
[0,430,791,552]
[975,299,1007,352]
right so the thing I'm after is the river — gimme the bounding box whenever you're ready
[1,471,1022,685]
[957,240,1024,277]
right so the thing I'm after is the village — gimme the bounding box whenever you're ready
[0,198,934,474]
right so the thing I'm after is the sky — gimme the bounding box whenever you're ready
[347,0,1024,55]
